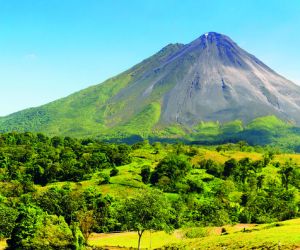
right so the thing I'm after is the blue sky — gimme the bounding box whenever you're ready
[0,0,300,116]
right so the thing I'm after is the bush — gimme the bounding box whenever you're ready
[0,204,18,239]
[110,167,119,177]
[98,173,110,184]
[140,165,151,184]
[184,227,209,238]
[7,205,84,249]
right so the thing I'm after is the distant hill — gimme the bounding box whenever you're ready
[1,32,300,148]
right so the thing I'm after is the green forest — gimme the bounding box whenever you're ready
[0,132,299,249]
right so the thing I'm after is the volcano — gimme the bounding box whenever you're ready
[1,32,300,138]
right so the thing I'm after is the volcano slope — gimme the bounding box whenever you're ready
[1,32,300,146]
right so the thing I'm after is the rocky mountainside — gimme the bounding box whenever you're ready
[1,32,300,139]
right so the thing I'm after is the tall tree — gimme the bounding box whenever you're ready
[119,189,173,250]
[279,160,295,190]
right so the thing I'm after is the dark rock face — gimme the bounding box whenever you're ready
[148,32,300,125]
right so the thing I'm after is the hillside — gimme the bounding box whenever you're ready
[1,32,300,145]
[0,132,299,249]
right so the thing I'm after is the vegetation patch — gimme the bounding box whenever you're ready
[0,132,299,249]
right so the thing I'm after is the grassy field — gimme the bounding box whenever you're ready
[0,241,6,250]
[167,219,300,249]
[88,219,300,249]
[1,219,299,249]
[89,230,181,249]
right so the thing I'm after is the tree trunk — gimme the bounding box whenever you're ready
[137,230,144,250]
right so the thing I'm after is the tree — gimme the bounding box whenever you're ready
[51,136,63,148]
[140,165,151,183]
[235,158,252,184]
[199,159,223,178]
[76,210,95,241]
[237,141,248,151]
[7,205,84,249]
[279,160,296,190]
[119,189,173,250]
[150,154,191,191]
[0,204,18,239]
[223,158,238,177]
[257,174,265,190]
[7,205,44,249]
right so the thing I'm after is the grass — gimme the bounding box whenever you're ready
[0,240,6,250]
[191,149,263,165]
[1,219,298,249]
[246,115,289,131]
[1,219,299,249]
[37,161,148,198]
[275,153,300,164]
[168,218,300,249]
[89,231,181,249]
[87,219,300,249]
[195,121,221,136]
[85,219,300,249]
[221,120,243,134]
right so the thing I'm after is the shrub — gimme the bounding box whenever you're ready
[0,204,18,239]
[110,167,119,177]
[7,205,84,249]
[98,173,110,184]
[140,165,151,184]
[184,227,209,238]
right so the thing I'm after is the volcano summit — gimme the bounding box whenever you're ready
[1,32,300,139]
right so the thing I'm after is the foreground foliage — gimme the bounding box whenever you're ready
[0,132,299,249]
[7,205,84,250]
